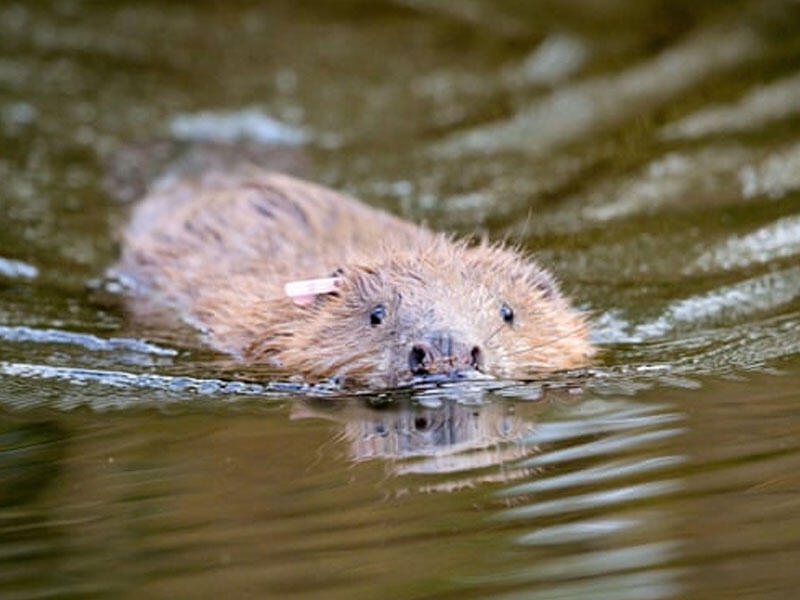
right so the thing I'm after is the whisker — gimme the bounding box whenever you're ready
[502,323,591,359]
[481,323,506,347]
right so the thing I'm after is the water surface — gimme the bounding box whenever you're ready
[2,1,800,598]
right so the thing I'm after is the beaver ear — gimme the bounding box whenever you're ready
[526,265,561,300]
[344,266,384,298]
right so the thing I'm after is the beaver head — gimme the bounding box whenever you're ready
[274,239,593,389]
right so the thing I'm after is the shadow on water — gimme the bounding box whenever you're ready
[2,0,800,598]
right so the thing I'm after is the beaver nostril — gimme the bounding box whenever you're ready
[409,344,433,374]
[470,346,483,369]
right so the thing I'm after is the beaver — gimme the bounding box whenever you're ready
[114,171,594,388]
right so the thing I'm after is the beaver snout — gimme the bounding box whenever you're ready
[408,331,483,376]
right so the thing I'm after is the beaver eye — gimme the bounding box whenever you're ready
[370,304,386,326]
[500,303,514,325]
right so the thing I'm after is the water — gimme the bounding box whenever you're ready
[2,1,800,598]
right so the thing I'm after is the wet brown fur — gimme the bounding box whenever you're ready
[115,171,594,388]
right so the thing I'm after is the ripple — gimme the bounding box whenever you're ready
[437,25,761,155]
[0,325,177,356]
[634,266,800,339]
[503,456,685,496]
[511,33,588,86]
[671,313,800,372]
[169,109,308,146]
[519,404,683,444]
[738,141,800,200]
[491,564,684,600]
[692,214,800,272]
[0,361,292,408]
[0,257,38,280]
[661,70,800,139]
[485,542,682,584]
[515,517,638,545]
[535,145,753,232]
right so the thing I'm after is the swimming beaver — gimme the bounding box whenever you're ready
[114,171,594,388]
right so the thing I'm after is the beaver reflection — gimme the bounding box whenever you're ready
[292,395,537,485]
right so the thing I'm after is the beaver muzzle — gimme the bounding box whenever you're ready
[408,331,483,377]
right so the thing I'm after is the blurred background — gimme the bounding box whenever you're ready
[1,1,800,599]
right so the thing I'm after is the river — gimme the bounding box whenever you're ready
[1,1,800,598]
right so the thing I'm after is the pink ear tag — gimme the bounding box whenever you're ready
[284,277,342,306]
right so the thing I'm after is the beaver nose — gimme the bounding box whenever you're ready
[409,343,435,374]
[408,332,482,375]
